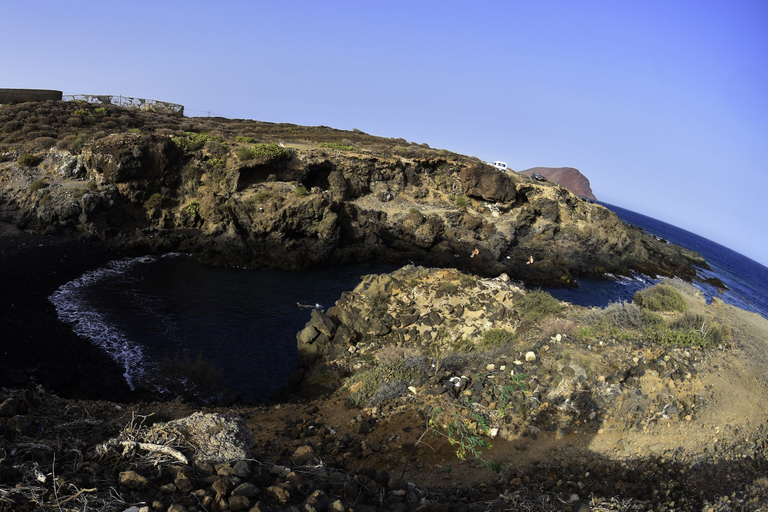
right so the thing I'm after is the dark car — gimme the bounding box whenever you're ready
[531,172,547,182]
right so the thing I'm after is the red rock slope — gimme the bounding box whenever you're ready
[520,166,597,201]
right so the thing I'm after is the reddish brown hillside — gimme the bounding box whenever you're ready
[521,166,597,200]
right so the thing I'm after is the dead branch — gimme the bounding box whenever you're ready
[96,439,188,464]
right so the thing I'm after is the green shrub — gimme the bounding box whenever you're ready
[601,301,643,329]
[235,135,255,143]
[670,311,707,331]
[480,328,516,347]
[18,154,42,167]
[207,157,224,169]
[455,196,467,209]
[429,399,493,460]
[663,312,732,347]
[640,308,667,329]
[342,355,427,408]
[172,132,209,151]
[459,274,475,288]
[145,193,169,210]
[182,200,200,218]
[633,284,686,312]
[293,185,308,197]
[128,128,142,134]
[516,290,563,324]
[237,143,291,162]
[38,193,51,206]
[29,178,48,192]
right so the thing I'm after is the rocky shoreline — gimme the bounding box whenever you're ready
[2,264,768,511]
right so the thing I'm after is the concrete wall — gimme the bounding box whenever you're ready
[0,88,63,103]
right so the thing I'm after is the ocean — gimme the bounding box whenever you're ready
[49,204,768,402]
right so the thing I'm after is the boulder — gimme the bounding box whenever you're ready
[161,412,254,463]
[460,163,517,203]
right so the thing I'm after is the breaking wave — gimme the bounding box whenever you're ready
[48,256,157,389]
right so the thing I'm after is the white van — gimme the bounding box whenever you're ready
[490,161,508,171]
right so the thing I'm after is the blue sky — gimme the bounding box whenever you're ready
[3,1,767,267]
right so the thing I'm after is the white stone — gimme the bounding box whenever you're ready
[486,363,495,371]
[525,351,536,362]
[556,334,562,342]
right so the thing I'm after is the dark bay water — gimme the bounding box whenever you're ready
[49,257,398,402]
[49,204,768,403]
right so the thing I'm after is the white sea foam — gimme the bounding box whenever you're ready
[607,271,658,287]
[48,256,157,389]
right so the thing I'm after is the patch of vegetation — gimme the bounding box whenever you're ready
[184,164,204,182]
[450,337,474,353]
[539,318,576,338]
[479,328,516,348]
[38,193,51,206]
[640,308,667,329]
[18,154,42,167]
[144,193,172,210]
[172,131,210,151]
[459,274,475,288]
[293,185,308,197]
[235,135,255,143]
[342,354,427,409]
[236,143,291,163]
[320,141,358,151]
[646,312,732,348]
[29,178,48,192]
[633,284,686,312]
[73,182,98,198]
[128,128,142,134]
[438,281,459,295]
[182,200,200,218]
[252,188,283,204]
[430,398,493,460]
[207,157,224,169]
[455,196,467,209]
[485,460,503,473]
[572,301,645,341]
[577,356,594,376]
[516,290,563,324]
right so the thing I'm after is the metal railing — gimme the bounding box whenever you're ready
[63,94,184,116]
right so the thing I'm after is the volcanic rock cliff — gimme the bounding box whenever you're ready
[0,101,705,286]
